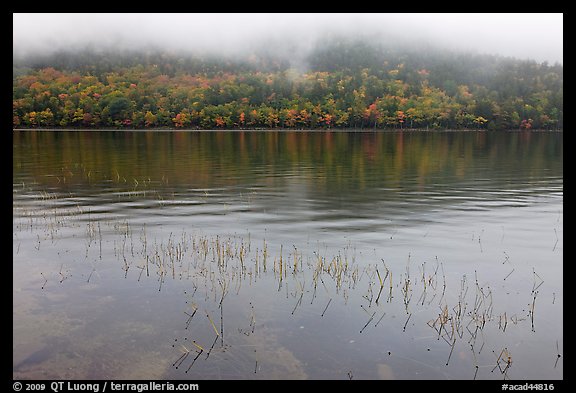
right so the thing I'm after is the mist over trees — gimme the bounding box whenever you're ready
[13,36,563,130]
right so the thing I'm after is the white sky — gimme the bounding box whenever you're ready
[13,13,563,64]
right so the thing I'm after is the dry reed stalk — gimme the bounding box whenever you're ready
[402,277,412,311]
[363,282,374,307]
[291,292,304,315]
[360,311,376,333]
[555,340,562,368]
[321,298,332,317]
[40,272,47,289]
[492,348,512,377]
[293,245,299,275]
[172,345,190,369]
[375,285,384,305]
[403,313,412,332]
[205,335,219,359]
[446,337,457,366]
[374,312,386,327]
[375,268,385,304]
[532,268,544,292]
[530,291,538,332]
[262,240,268,272]
[249,303,256,334]
[185,347,204,373]
[503,268,515,281]
[185,308,197,330]
[207,312,220,337]
[553,228,558,251]
[279,245,283,278]
[388,270,393,302]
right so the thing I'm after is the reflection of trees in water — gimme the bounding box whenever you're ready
[13,130,563,214]
[12,130,563,379]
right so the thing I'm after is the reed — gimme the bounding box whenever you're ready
[321,298,332,317]
[98,222,102,259]
[58,263,69,283]
[503,268,515,281]
[362,281,374,307]
[529,291,538,332]
[554,340,562,368]
[375,268,385,305]
[532,268,544,293]
[40,272,47,289]
[172,344,190,369]
[184,303,198,330]
[207,312,220,337]
[279,245,283,279]
[445,337,456,366]
[249,302,255,334]
[87,267,96,283]
[553,228,558,251]
[498,312,508,332]
[491,348,512,377]
[292,245,299,275]
[262,239,268,272]
[402,276,412,311]
[374,312,386,328]
[291,292,303,315]
[157,270,165,292]
[185,344,204,373]
[17,207,560,380]
[204,335,219,360]
[360,311,376,333]
[402,313,412,332]
[388,269,393,302]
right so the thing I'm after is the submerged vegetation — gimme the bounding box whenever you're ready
[13,37,563,131]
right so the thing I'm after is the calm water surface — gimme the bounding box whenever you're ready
[13,130,563,380]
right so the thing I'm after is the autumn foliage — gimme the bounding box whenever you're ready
[13,42,563,130]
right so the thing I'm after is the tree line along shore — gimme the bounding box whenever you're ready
[13,39,563,131]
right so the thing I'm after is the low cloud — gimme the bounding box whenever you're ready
[13,13,563,64]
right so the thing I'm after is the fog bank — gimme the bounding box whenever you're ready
[13,13,563,64]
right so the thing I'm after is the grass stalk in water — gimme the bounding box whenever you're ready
[403,313,412,332]
[375,268,385,305]
[555,340,562,368]
[446,337,457,366]
[321,298,332,317]
[360,311,376,333]
[206,312,220,337]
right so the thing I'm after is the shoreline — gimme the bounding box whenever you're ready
[12,127,563,133]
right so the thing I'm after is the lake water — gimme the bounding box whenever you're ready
[13,130,563,380]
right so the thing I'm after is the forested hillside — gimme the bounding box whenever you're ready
[13,37,563,130]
